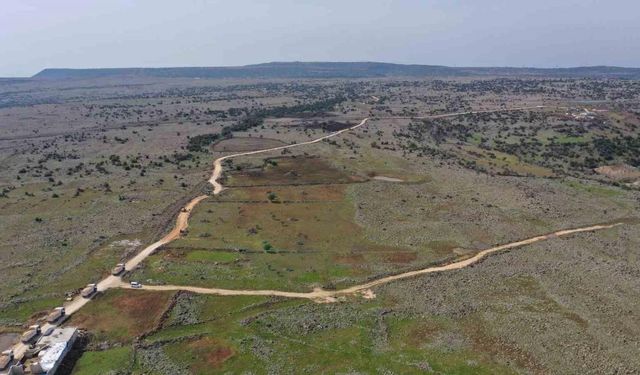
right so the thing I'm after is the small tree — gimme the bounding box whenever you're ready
[262,241,274,253]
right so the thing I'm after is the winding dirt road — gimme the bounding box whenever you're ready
[116,222,622,302]
[10,104,624,361]
[30,105,617,309]
[209,117,370,194]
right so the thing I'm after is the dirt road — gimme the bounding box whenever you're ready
[209,117,369,194]
[115,222,623,302]
[11,104,613,361]
[6,195,210,362]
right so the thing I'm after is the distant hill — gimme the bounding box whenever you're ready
[32,62,640,80]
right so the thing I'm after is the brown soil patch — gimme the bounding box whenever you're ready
[463,318,545,374]
[112,292,168,326]
[71,291,172,340]
[594,164,640,181]
[227,156,364,186]
[334,254,365,264]
[212,137,288,152]
[407,321,442,347]
[237,184,347,202]
[28,310,48,324]
[385,251,418,263]
[163,249,186,260]
[188,337,235,371]
[427,240,460,256]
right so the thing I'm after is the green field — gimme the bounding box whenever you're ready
[129,155,459,292]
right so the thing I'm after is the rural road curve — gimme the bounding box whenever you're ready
[209,117,370,194]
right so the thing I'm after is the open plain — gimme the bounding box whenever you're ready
[1,70,639,374]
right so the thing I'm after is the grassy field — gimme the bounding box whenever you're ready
[80,291,520,374]
[2,76,639,374]
[72,346,133,375]
[129,154,460,292]
[0,118,212,325]
[66,289,174,342]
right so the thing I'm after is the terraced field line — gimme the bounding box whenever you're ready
[116,222,623,301]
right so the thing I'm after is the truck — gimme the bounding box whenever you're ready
[81,283,97,298]
[20,325,41,344]
[111,263,126,276]
[0,350,13,371]
[46,307,65,324]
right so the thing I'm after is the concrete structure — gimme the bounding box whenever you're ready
[28,362,44,374]
[4,365,24,375]
[23,328,77,375]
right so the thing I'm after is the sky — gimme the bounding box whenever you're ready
[1,0,639,77]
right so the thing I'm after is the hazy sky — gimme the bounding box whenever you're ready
[1,0,639,76]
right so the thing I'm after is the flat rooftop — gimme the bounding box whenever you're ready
[36,328,76,348]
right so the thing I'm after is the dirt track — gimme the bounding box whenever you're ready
[208,117,370,194]
[116,222,623,302]
[12,105,620,361]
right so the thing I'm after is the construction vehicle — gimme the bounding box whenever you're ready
[20,325,41,344]
[0,350,14,371]
[46,307,65,324]
[111,263,125,276]
[81,283,97,298]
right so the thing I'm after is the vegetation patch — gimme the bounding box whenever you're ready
[71,346,132,375]
[211,136,288,152]
[185,250,239,263]
[225,155,364,187]
[168,337,235,373]
[131,176,431,291]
